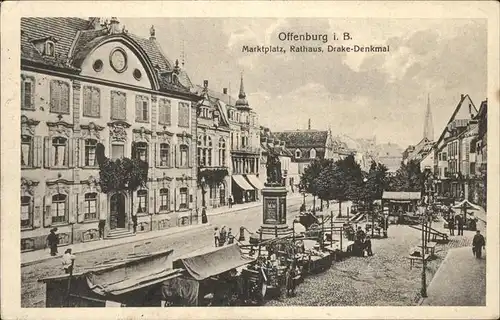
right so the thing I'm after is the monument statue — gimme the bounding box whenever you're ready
[266,153,282,185]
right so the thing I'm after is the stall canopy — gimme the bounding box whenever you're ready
[246,174,265,190]
[452,199,483,211]
[382,191,421,200]
[173,244,255,281]
[232,175,254,191]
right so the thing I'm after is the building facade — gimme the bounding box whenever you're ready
[433,94,479,202]
[473,99,487,208]
[195,81,231,210]
[20,18,200,252]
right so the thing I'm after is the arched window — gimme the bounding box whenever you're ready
[137,189,148,214]
[295,149,302,159]
[45,41,55,57]
[309,148,317,159]
[21,135,33,167]
[219,138,226,166]
[85,139,97,166]
[135,142,148,162]
[159,188,170,212]
[84,192,98,220]
[52,137,67,167]
[21,195,32,228]
[180,145,189,167]
[160,143,170,167]
[197,135,204,166]
[51,194,67,224]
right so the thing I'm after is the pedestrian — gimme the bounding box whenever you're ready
[472,230,485,259]
[201,207,208,224]
[228,195,233,208]
[46,228,59,256]
[456,214,464,236]
[214,227,219,247]
[448,216,455,236]
[61,248,76,274]
[98,219,106,240]
[364,236,373,256]
[227,228,235,244]
[219,226,227,246]
[132,213,138,233]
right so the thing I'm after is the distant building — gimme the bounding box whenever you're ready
[472,99,487,208]
[375,142,403,174]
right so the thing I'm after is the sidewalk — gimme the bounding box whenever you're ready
[421,246,486,306]
[205,192,304,216]
[21,223,213,267]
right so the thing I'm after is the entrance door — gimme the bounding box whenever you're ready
[219,187,226,205]
[110,193,126,229]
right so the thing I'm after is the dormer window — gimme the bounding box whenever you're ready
[45,41,55,57]
[309,148,317,159]
[295,149,302,158]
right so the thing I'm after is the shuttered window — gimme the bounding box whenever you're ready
[21,196,32,229]
[21,135,33,167]
[159,188,170,212]
[179,188,188,209]
[135,95,149,122]
[83,86,101,117]
[111,91,127,120]
[137,190,148,214]
[51,194,67,224]
[21,75,35,110]
[160,143,170,166]
[178,102,190,128]
[180,145,189,167]
[158,98,171,126]
[50,80,70,114]
[84,193,98,220]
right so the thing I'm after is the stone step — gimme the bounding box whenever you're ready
[106,228,135,240]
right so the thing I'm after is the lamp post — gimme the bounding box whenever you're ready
[417,204,428,298]
[200,176,206,208]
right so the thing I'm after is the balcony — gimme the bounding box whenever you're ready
[231,146,260,155]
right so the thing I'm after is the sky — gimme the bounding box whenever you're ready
[120,17,487,148]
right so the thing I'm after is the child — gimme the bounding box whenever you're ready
[214,227,219,247]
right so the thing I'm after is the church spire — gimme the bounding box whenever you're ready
[235,72,250,109]
[423,93,434,141]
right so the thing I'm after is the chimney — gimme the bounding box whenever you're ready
[223,88,228,95]
[203,80,208,88]
[461,94,465,100]
[149,25,156,41]
[308,118,311,130]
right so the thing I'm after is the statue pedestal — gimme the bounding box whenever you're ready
[250,184,293,244]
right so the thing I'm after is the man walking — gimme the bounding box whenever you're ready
[228,195,233,208]
[132,213,138,233]
[61,248,76,274]
[98,219,106,240]
[46,228,59,256]
[456,214,464,236]
[472,230,485,259]
[448,216,455,236]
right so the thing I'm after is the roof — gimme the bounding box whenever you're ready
[194,85,238,108]
[382,191,421,200]
[272,130,328,148]
[21,17,194,93]
[173,244,255,281]
[436,94,477,147]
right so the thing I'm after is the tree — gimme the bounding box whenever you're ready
[360,161,388,236]
[387,159,423,192]
[300,158,330,212]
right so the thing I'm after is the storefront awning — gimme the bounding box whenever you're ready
[245,175,265,190]
[382,191,421,200]
[232,175,254,191]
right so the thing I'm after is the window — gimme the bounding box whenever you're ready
[21,76,35,110]
[160,143,170,167]
[197,136,204,167]
[219,138,226,166]
[230,133,234,149]
[470,163,476,175]
[135,142,148,162]
[45,41,55,56]
[111,91,127,120]
[178,102,190,127]
[85,139,97,166]
[179,188,188,209]
[83,86,101,117]
[84,193,98,220]
[442,153,447,161]
[309,148,317,159]
[50,80,70,114]
[158,98,171,126]
[52,137,67,167]
[21,196,32,228]
[135,95,149,122]
[207,137,212,166]
[159,188,170,212]
[111,144,124,160]
[21,135,33,167]
[444,167,448,176]
[295,149,302,158]
[51,194,67,224]
[180,145,189,167]
[137,190,148,214]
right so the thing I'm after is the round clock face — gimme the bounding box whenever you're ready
[110,48,127,73]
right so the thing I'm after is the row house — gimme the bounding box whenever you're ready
[20,17,200,251]
[473,99,487,208]
[433,94,479,202]
[194,81,231,210]
[259,127,297,192]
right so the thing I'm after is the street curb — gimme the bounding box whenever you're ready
[21,223,213,267]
